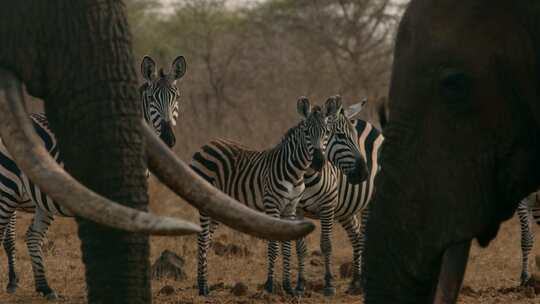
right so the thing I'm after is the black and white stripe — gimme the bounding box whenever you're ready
[0,56,186,299]
[193,99,332,296]
[517,193,535,286]
[140,55,186,148]
[296,118,383,295]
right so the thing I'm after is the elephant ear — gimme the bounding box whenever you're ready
[170,56,187,81]
[325,95,342,117]
[141,55,156,82]
[297,96,312,119]
[344,97,367,119]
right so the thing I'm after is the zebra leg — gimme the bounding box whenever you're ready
[281,238,295,295]
[320,206,336,296]
[263,207,281,294]
[295,237,307,294]
[517,198,533,286]
[4,212,19,293]
[26,210,56,300]
[340,213,363,294]
[197,213,219,296]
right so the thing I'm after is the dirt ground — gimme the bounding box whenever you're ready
[0,188,539,304]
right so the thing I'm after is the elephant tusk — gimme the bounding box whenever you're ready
[145,125,316,241]
[0,68,201,236]
[432,241,471,304]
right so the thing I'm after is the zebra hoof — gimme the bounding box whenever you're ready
[520,273,532,286]
[347,279,364,295]
[198,286,209,296]
[295,280,305,296]
[45,291,58,301]
[263,280,274,294]
[6,284,17,294]
[282,283,296,296]
[323,286,336,297]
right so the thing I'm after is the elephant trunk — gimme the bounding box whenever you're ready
[363,134,444,303]
[433,241,471,304]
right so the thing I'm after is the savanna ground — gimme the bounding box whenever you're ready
[0,180,538,304]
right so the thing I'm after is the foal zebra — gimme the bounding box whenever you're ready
[0,55,186,299]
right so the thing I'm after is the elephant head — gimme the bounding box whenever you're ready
[363,1,540,303]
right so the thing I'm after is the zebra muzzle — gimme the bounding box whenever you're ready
[310,148,326,172]
[347,157,369,185]
[0,68,201,236]
[160,121,176,148]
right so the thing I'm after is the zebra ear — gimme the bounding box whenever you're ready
[325,95,343,117]
[170,56,187,80]
[141,55,157,82]
[297,96,311,119]
[344,97,367,119]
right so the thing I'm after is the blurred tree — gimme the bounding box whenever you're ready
[252,0,404,126]
[255,0,402,98]
[124,0,404,159]
[166,0,250,124]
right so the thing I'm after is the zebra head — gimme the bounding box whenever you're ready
[140,55,187,148]
[325,95,368,184]
[297,97,329,172]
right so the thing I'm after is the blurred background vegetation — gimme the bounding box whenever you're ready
[126,0,405,159]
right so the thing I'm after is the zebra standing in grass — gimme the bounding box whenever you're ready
[294,96,384,296]
[0,55,186,300]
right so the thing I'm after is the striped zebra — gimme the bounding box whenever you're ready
[0,55,186,300]
[517,192,537,286]
[295,99,384,296]
[192,96,367,296]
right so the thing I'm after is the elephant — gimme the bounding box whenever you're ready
[363,1,540,303]
[0,1,314,303]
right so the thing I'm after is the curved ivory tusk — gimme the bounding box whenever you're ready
[0,68,201,236]
[145,124,316,241]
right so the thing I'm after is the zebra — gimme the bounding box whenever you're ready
[0,55,186,300]
[192,97,329,296]
[294,97,384,296]
[517,192,537,286]
[192,96,368,296]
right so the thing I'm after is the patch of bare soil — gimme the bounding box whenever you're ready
[0,198,539,303]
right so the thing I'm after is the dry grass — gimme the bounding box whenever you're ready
[0,181,539,303]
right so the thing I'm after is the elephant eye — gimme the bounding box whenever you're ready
[439,68,471,103]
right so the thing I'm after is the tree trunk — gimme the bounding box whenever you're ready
[42,1,152,303]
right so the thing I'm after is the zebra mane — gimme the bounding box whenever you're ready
[279,106,323,145]
[280,121,304,145]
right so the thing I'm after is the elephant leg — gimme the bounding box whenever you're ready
[517,198,533,285]
[263,205,280,294]
[341,212,363,294]
[4,212,18,293]
[26,209,56,300]
[197,213,219,296]
[320,206,336,296]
